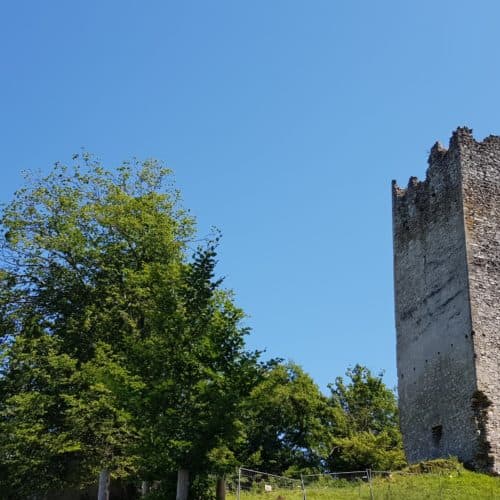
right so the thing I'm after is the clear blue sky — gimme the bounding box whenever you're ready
[2,1,500,391]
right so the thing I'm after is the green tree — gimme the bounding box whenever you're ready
[134,244,264,497]
[63,342,144,493]
[0,325,81,497]
[326,365,406,471]
[0,156,261,499]
[0,156,194,496]
[238,362,334,475]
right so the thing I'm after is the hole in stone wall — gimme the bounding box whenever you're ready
[432,425,443,446]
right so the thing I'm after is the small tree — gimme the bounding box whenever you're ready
[238,362,334,474]
[326,365,406,471]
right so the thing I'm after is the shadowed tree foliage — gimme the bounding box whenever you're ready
[237,362,335,475]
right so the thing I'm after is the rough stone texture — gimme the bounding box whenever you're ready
[392,128,499,474]
[460,130,500,472]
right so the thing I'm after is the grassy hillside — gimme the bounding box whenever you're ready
[232,461,500,499]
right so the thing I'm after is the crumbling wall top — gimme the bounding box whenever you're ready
[391,127,500,203]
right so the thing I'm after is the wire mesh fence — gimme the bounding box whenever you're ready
[371,470,429,499]
[302,470,373,499]
[225,466,499,499]
[228,467,304,499]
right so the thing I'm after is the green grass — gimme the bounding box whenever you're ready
[231,468,500,499]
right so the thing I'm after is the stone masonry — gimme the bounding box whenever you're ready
[392,128,499,473]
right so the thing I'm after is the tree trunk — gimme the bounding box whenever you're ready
[176,468,189,500]
[141,481,149,496]
[216,476,226,500]
[97,469,110,500]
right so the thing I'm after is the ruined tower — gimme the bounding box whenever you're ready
[392,128,499,473]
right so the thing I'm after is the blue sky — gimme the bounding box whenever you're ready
[1,1,500,391]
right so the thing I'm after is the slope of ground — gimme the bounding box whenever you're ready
[233,460,500,499]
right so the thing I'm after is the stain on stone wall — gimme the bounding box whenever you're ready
[471,390,493,471]
[392,128,499,474]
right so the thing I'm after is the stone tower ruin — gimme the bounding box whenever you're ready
[392,127,499,473]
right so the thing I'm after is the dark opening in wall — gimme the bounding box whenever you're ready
[432,425,443,446]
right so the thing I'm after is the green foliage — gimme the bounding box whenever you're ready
[63,342,144,479]
[326,365,405,471]
[0,154,412,498]
[405,457,462,474]
[326,431,406,471]
[239,362,334,474]
[0,332,143,497]
[0,331,81,496]
[328,365,400,434]
[130,242,265,482]
[235,363,405,477]
[0,155,261,497]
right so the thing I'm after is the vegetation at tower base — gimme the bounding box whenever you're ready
[0,155,409,499]
[326,365,406,472]
[237,363,405,477]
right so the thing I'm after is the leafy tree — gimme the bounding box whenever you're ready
[238,362,334,474]
[0,156,194,495]
[0,325,81,497]
[134,244,265,498]
[0,328,144,499]
[326,365,406,471]
[63,342,144,487]
[0,156,261,499]
[325,431,406,472]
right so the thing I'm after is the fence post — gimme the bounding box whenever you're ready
[300,473,306,500]
[367,469,374,500]
[237,467,241,500]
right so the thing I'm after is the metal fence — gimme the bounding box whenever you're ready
[302,470,373,499]
[229,467,304,499]
[226,466,499,499]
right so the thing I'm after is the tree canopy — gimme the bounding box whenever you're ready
[0,156,264,498]
[326,365,406,471]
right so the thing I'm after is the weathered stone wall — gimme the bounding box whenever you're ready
[459,130,500,473]
[392,131,478,466]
